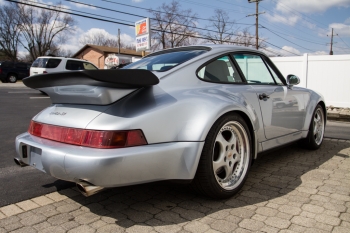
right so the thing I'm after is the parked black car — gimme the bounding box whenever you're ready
[0,61,31,83]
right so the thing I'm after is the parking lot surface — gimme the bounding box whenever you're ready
[0,138,349,233]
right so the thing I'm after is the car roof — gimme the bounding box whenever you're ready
[145,44,265,58]
[35,57,92,62]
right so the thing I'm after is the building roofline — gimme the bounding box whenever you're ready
[72,44,144,58]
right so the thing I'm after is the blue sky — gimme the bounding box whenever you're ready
[1,0,350,57]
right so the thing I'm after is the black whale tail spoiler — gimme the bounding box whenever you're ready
[23,69,159,89]
[23,70,159,105]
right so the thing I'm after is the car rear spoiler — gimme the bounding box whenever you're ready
[23,69,159,89]
[22,70,159,105]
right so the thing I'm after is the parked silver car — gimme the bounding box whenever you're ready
[14,45,326,199]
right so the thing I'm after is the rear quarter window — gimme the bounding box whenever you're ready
[124,49,207,71]
[46,59,62,68]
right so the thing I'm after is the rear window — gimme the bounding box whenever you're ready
[31,58,61,68]
[123,49,207,72]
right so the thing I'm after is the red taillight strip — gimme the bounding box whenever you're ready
[28,121,147,149]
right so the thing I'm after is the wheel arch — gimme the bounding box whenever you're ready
[318,100,327,125]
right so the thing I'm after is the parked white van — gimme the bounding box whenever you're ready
[30,56,98,76]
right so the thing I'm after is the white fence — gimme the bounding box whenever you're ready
[270,54,350,108]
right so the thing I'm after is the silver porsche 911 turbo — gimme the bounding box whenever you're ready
[14,45,326,199]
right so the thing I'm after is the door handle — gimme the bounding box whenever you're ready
[259,93,270,100]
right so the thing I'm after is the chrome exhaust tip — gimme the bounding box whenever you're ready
[76,181,104,197]
[14,158,28,167]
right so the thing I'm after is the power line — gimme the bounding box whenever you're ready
[67,0,257,40]
[259,25,326,45]
[261,25,316,52]
[264,41,300,56]
[5,0,302,56]
[269,0,329,29]
[99,0,254,26]
[178,0,253,15]
[336,34,350,49]
[3,0,255,47]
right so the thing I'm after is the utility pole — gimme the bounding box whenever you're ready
[329,28,334,55]
[118,28,121,54]
[247,0,265,50]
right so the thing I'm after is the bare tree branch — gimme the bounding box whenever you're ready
[206,9,237,44]
[79,30,136,50]
[0,3,21,61]
[149,0,198,51]
[15,2,76,61]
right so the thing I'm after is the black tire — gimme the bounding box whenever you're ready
[192,113,252,199]
[299,104,325,150]
[7,74,17,83]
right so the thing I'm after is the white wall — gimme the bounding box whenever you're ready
[271,54,350,108]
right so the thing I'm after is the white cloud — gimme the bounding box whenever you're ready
[329,23,350,37]
[276,0,350,14]
[263,46,302,57]
[310,51,328,55]
[79,28,135,46]
[132,0,144,3]
[69,2,96,9]
[264,13,300,26]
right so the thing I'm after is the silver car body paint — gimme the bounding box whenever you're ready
[15,45,326,186]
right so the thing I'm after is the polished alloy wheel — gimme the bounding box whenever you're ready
[313,108,324,145]
[212,121,250,190]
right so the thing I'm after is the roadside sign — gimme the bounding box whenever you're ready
[135,18,151,52]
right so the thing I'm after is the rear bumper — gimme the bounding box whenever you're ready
[15,132,204,187]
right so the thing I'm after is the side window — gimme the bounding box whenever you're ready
[66,60,84,70]
[197,56,243,83]
[46,59,61,68]
[232,54,275,84]
[83,62,98,70]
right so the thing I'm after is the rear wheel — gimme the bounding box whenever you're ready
[7,74,17,83]
[300,104,325,150]
[192,114,252,199]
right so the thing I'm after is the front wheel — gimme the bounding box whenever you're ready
[192,114,252,199]
[300,104,325,150]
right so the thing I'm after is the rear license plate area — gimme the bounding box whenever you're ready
[28,146,45,172]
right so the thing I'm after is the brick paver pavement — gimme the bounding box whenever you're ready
[1,138,349,233]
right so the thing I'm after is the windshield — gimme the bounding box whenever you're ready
[123,50,207,72]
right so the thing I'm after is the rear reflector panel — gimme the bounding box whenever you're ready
[28,121,147,149]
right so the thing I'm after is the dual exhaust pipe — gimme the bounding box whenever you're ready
[14,158,104,197]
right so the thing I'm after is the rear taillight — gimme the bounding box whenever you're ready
[0,68,2,74]
[28,121,147,149]
[43,71,47,74]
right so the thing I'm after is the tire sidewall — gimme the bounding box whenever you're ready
[307,104,325,149]
[201,113,252,198]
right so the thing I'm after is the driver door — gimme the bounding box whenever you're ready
[232,53,307,140]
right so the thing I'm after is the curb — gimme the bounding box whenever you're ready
[327,107,350,122]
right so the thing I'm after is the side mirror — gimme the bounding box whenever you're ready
[286,74,300,87]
